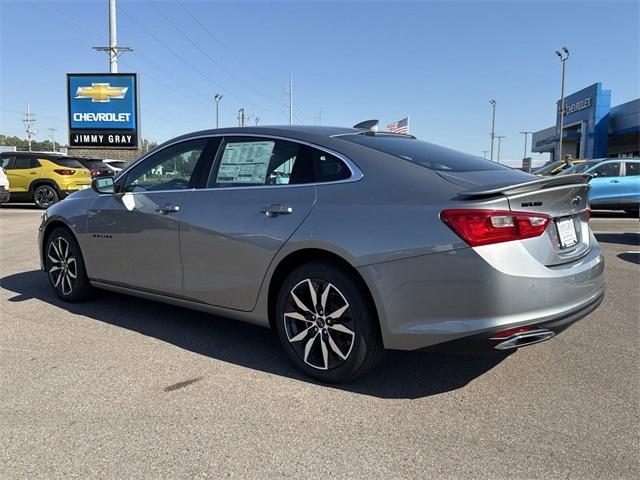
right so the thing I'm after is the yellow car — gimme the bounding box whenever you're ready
[533,159,585,177]
[0,152,92,208]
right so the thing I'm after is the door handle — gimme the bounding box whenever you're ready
[261,204,293,217]
[30,172,37,175]
[610,179,620,183]
[155,204,180,214]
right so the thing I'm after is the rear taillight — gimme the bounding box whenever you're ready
[53,169,75,175]
[440,209,550,247]
[586,207,591,222]
[90,167,102,175]
[490,325,539,339]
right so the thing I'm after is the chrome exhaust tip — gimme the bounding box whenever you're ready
[493,329,556,350]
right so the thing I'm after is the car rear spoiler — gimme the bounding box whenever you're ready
[457,173,591,199]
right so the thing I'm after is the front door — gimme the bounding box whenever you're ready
[6,155,41,193]
[589,161,622,208]
[180,136,317,311]
[85,138,212,295]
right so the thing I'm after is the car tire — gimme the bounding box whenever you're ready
[44,227,93,302]
[33,184,59,209]
[275,261,385,383]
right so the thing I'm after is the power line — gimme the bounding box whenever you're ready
[149,1,278,102]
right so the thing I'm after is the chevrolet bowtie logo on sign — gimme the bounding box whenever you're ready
[74,83,129,103]
[67,73,138,149]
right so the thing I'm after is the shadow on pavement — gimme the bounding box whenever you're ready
[617,252,640,265]
[594,232,640,247]
[590,210,635,218]
[0,203,39,210]
[1,270,511,399]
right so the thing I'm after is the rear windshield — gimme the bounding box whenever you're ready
[341,135,510,172]
[107,161,126,169]
[80,159,108,168]
[47,157,84,168]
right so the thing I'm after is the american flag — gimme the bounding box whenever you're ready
[387,117,409,134]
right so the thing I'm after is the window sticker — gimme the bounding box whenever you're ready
[216,141,275,184]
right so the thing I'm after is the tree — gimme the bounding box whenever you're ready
[0,134,62,152]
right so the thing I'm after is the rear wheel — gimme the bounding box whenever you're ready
[45,227,93,302]
[33,184,59,209]
[275,262,385,383]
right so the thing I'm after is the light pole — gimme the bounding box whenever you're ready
[214,94,223,128]
[496,135,506,163]
[519,131,533,159]
[482,150,489,160]
[489,99,497,161]
[555,47,569,162]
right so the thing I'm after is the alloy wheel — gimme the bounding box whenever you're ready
[283,278,355,370]
[47,237,77,296]
[35,186,56,208]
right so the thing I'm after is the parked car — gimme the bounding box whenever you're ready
[38,126,604,382]
[102,159,127,174]
[0,163,9,204]
[533,159,585,176]
[0,152,91,208]
[72,158,115,178]
[575,158,639,215]
[557,159,604,175]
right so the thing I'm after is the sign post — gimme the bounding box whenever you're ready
[67,73,138,149]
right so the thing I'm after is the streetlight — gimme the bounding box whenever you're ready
[496,135,506,163]
[519,131,533,159]
[214,93,223,128]
[489,99,496,161]
[555,47,569,162]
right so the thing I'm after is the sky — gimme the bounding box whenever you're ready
[1,0,638,167]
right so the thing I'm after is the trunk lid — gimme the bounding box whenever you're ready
[442,172,592,266]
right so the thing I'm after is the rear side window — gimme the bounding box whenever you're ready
[341,135,511,172]
[13,156,38,169]
[625,162,639,176]
[48,158,84,168]
[0,155,13,169]
[311,148,351,182]
[592,162,621,178]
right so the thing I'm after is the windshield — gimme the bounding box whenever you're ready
[340,135,511,172]
[532,161,563,176]
[557,161,599,175]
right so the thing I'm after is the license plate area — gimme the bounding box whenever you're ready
[556,217,578,249]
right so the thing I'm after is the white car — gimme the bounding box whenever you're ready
[102,159,127,174]
[0,163,10,203]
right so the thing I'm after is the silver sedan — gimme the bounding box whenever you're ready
[38,126,604,382]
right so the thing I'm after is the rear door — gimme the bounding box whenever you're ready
[86,138,213,295]
[588,161,622,208]
[180,136,317,311]
[621,160,640,207]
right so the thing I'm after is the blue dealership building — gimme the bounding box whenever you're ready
[532,83,639,160]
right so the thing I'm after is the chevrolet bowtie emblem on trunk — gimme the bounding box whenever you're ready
[74,83,128,102]
[571,196,582,207]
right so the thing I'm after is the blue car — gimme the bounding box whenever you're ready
[562,158,639,215]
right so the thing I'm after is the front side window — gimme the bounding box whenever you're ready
[124,139,207,192]
[0,156,13,169]
[209,137,314,187]
[625,161,639,176]
[592,162,621,178]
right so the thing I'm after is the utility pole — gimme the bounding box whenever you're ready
[318,110,322,126]
[93,0,132,73]
[489,99,497,161]
[496,135,506,164]
[254,116,260,126]
[237,108,246,127]
[48,128,57,152]
[289,73,293,125]
[482,150,489,160]
[214,93,223,128]
[23,104,37,152]
[519,131,533,159]
[555,47,569,162]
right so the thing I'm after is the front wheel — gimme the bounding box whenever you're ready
[275,262,385,383]
[45,227,93,302]
[33,184,59,209]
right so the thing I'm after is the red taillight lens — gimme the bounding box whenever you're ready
[490,325,539,339]
[90,167,102,175]
[53,169,75,175]
[440,209,550,247]
[586,207,591,222]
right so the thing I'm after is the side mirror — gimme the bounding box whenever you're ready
[92,176,115,193]
[590,172,599,178]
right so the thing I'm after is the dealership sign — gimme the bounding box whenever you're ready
[67,73,138,148]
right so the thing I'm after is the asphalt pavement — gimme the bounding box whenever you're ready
[1,205,638,479]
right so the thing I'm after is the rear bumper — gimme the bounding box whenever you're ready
[358,239,605,351]
[0,190,9,203]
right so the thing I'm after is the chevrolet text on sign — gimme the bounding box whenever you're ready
[67,73,139,149]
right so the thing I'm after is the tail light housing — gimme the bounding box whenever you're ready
[53,169,76,175]
[440,209,550,247]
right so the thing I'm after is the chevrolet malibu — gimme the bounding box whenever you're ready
[38,126,605,382]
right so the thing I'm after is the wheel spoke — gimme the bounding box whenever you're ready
[327,331,348,360]
[328,304,349,320]
[329,323,354,336]
[306,279,318,311]
[67,258,77,278]
[52,270,62,287]
[320,283,332,311]
[291,290,313,313]
[49,266,61,273]
[303,332,318,363]
[320,336,329,370]
[289,326,313,342]
[284,312,311,323]
[50,241,62,261]
[59,238,69,260]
